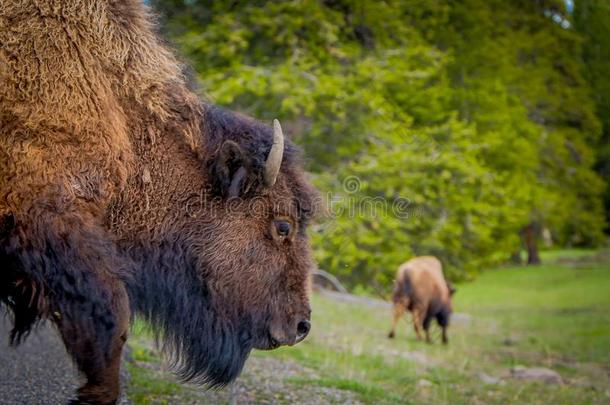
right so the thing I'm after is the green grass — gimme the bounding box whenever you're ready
[456,260,610,366]
[126,250,610,404]
[539,248,600,262]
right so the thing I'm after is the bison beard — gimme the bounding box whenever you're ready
[127,240,253,386]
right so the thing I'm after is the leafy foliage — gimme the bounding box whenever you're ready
[574,0,610,231]
[152,0,607,290]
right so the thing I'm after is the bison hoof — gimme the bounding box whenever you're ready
[71,384,119,405]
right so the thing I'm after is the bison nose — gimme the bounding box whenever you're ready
[295,319,311,343]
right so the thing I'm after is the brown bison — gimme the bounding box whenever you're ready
[0,1,318,403]
[387,256,455,344]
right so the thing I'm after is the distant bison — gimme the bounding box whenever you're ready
[0,1,317,403]
[387,256,455,344]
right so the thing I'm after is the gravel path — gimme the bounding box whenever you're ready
[130,354,362,404]
[0,317,80,404]
[0,317,130,405]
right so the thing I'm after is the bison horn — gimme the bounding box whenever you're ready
[264,119,285,186]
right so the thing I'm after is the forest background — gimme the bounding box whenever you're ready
[151,0,610,293]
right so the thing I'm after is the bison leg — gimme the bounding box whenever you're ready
[59,282,130,405]
[5,211,132,404]
[388,302,406,339]
[423,315,432,344]
[441,327,448,345]
[411,308,424,341]
[436,309,450,345]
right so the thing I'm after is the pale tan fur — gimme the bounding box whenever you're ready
[388,256,453,344]
[397,256,451,305]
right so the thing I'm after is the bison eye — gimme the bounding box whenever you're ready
[274,220,292,237]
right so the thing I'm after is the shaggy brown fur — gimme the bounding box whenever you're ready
[0,1,317,403]
[387,256,455,344]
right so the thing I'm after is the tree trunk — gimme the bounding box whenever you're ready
[521,223,541,265]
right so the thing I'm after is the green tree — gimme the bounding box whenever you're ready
[151,0,606,290]
[574,0,610,232]
[407,0,605,261]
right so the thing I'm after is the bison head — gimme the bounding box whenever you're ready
[126,105,318,387]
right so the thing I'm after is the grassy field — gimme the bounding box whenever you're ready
[126,250,610,404]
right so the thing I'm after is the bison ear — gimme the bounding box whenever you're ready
[210,140,254,198]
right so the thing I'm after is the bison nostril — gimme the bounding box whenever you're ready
[296,320,311,342]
